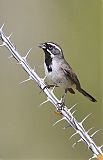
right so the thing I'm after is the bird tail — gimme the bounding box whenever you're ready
[77,88,97,102]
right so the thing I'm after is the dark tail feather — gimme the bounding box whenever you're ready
[78,88,97,102]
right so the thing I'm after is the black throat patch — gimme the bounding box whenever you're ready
[44,50,52,72]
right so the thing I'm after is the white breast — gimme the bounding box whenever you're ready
[44,59,72,88]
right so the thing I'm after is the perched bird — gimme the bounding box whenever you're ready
[39,42,97,104]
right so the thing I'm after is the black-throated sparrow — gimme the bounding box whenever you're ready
[39,42,97,103]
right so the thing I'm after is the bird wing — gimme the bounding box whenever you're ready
[61,61,81,89]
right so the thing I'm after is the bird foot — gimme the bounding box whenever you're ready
[57,99,65,112]
[43,84,56,91]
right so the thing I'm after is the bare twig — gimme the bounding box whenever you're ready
[0,24,103,160]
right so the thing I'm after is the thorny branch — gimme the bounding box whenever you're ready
[0,24,103,160]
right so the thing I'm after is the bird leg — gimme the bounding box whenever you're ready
[61,88,68,104]
[57,88,68,111]
[39,83,58,94]
[43,83,58,91]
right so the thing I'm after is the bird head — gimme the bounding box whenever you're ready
[39,42,64,59]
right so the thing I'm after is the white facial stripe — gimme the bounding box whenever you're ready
[47,48,52,54]
[47,49,55,58]
[47,43,61,52]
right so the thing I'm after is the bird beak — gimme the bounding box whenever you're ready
[38,43,46,49]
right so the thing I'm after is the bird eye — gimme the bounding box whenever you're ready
[49,45,53,49]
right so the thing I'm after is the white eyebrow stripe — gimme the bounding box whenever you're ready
[47,43,61,52]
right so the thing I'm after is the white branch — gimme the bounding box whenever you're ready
[0,25,103,159]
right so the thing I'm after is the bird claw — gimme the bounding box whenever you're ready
[43,84,56,91]
[57,101,65,112]
[42,85,49,91]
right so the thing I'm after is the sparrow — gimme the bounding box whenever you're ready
[39,42,97,104]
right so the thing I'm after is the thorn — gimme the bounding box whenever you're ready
[7,32,13,39]
[69,103,78,111]
[71,110,77,116]
[69,131,79,140]
[0,44,3,47]
[91,129,102,138]
[8,55,13,59]
[79,113,92,126]
[20,77,31,84]
[14,45,16,50]
[0,42,5,47]
[62,125,71,130]
[86,127,94,134]
[38,98,49,107]
[0,23,5,31]
[77,138,83,143]
[72,138,83,148]
[88,154,96,160]
[33,65,35,71]
[99,145,103,149]
[72,142,77,148]
[50,86,56,93]
[23,47,33,60]
[72,138,83,149]
[53,117,65,127]
[31,68,35,74]
[41,76,46,82]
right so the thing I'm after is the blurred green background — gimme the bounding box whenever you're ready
[0,0,102,159]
